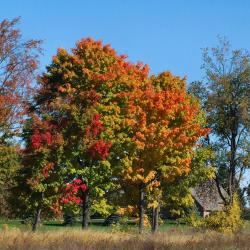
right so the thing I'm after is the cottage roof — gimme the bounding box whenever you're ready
[191,179,227,211]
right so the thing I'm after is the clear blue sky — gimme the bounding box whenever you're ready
[1,1,250,191]
[1,0,250,82]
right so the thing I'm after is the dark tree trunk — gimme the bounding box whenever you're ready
[32,207,41,232]
[139,184,145,234]
[152,206,159,233]
[215,174,227,204]
[229,128,237,204]
[32,192,43,232]
[151,208,155,231]
[82,190,90,230]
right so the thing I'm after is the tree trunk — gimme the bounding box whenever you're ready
[152,206,159,233]
[32,207,41,232]
[139,184,145,234]
[82,190,89,230]
[229,130,237,204]
[215,174,227,204]
[151,208,155,231]
[32,192,43,232]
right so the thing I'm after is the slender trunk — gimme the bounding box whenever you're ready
[151,208,155,231]
[237,167,245,185]
[32,207,41,232]
[152,206,159,233]
[139,184,145,234]
[82,190,89,230]
[215,174,227,204]
[229,131,237,204]
[32,192,43,232]
[228,105,239,205]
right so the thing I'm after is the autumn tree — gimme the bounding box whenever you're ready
[0,17,41,139]
[13,115,65,231]
[22,37,208,234]
[0,17,41,216]
[32,38,147,229]
[189,38,250,204]
[117,71,209,233]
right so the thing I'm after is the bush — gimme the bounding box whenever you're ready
[189,195,244,234]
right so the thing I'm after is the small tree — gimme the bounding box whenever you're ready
[14,115,64,231]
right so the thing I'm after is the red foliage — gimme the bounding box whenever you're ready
[88,140,112,160]
[30,129,42,149]
[0,18,41,136]
[86,113,104,137]
[61,179,88,205]
[41,131,53,145]
[30,130,53,149]
[29,119,63,150]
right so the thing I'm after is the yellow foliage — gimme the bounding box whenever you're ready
[134,214,151,228]
[204,195,243,234]
[147,200,159,209]
[117,205,137,216]
[190,195,244,234]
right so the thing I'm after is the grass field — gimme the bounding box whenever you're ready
[1,228,250,250]
[0,219,250,249]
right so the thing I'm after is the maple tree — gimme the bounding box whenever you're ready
[32,38,135,229]
[17,37,210,233]
[13,115,65,231]
[115,71,210,233]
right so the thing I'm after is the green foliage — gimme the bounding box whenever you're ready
[91,199,113,217]
[0,143,20,217]
[162,146,215,217]
[12,116,65,219]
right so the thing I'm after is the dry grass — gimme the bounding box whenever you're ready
[0,228,250,250]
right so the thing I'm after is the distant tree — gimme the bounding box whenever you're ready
[189,37,250,204]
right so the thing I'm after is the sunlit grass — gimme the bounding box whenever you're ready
[0,219,250,249]
[1,228,250,250]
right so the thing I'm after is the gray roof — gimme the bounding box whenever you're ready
[191,179,227,211]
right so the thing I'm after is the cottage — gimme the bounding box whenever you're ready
[191,180,227,217]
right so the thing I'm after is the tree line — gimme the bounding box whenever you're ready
[0,18,249,233]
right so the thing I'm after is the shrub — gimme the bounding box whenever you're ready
[189,195,244,234]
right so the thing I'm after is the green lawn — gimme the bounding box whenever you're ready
[1,218,249,233]
[0,218,188,232]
